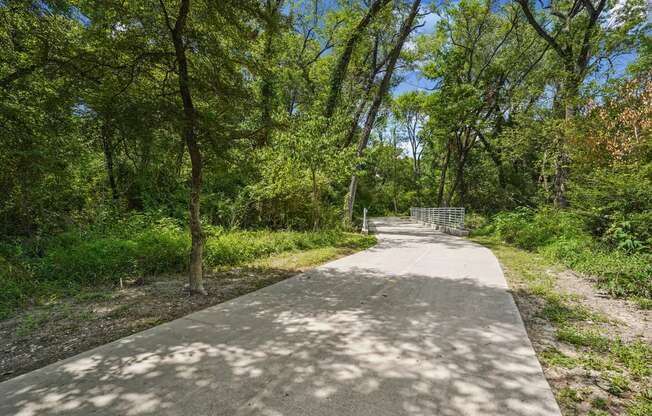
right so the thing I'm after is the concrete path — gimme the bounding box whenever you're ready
[0,218,560,416]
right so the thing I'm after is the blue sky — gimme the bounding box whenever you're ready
[392,0,650,96]
[393,4,440,95]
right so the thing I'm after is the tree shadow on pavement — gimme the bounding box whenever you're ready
[1,262,559,416]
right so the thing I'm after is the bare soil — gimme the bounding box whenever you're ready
[554,270,652,343]
[508,268,651,415]
[0,266,304,382]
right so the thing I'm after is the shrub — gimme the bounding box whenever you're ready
[543,239,651,298]
[490,207,588,251]
[464,212,488,231]
[203,230,374,267]
[484,207,652,299]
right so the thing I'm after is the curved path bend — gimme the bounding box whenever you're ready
[0,217,560,416]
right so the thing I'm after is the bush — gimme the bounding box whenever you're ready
[204,230,374,266]
[483,207,652,299]
[37,219,190,285]
[464,212,488,231]
[543,239,652,298]
[489,207,588,251]
[569,166,652,250]
[0,219,375,318]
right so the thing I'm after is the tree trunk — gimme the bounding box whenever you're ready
[446,150,468,207]
[552,150,569,208]
[412,150,421,205]
[553,75,578,208]
[437,141,451,207]
[344,0,422,225]
[476,130,505,188]
[325,0,391,119]
[311,168,320,230]
[166,0,206,295]
[100,118,118,201]
[345,174,359,226]
[259,0,282,145]
[342,34,381,147]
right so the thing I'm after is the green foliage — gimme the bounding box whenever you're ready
[0,216,374,318]
[543,240,651,298]
[569,166,652,252]
[540,298,596,324]
[481,207,652,299]
[487,208,589,251]
[556,386,582,409]
[38,223,191,284]
[204,229,374,266]
[540,348,578,368]
[463,212,489,231]
[556,326,611,351]
[628,391,652,416]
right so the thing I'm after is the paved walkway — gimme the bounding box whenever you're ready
[1,218,560,416]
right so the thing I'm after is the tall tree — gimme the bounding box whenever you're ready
[515,0,645,206]
[393,91,427,199]
[160,0,206,294]
[324,0,392,119]
[345,0,422,224]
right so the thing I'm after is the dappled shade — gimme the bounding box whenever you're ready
[1,219,559,416]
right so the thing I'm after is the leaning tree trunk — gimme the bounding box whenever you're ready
[166,0,206,295]
[344,0,422,226]
[324,0,391,120]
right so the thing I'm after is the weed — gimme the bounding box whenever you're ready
[541,298,595,324]
[15,312,48,337]
[476,208,652,300]
[556,326,610,351]
[0,223,376,318]
[557,386,582,409]
[607,374,630,396]
[632,297,652,310]
[540,349,578,368]
[591,396,608,410]
[627,393,652,416]
[610,341,652,379]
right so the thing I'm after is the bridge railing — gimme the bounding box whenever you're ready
[410,207,465,230]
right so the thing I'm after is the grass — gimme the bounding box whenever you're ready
[15,312,49,337]
[628,392,652,416]
[0,221,376,319]
[555,327,611,351]
[472,235,652,416]
[248,246,356,270]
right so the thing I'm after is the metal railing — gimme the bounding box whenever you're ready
[410,207,465,229]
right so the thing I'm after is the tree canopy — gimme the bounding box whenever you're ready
[1,0,650,290]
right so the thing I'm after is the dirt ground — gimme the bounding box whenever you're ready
[553,271,652,344]
[0,247,359,383]
[507,265,651,415]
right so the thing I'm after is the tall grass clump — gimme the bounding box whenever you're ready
[204,230,374,266]
[0,215,375,318]
[37,217,190,284]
